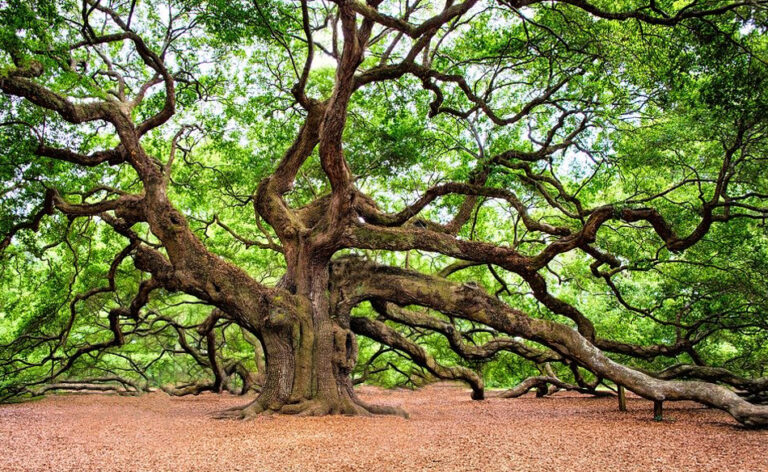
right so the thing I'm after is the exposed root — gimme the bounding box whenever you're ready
[280,399,332,416]
[214,391,409,419]
[353,397,409,418]
[213,398,266,419]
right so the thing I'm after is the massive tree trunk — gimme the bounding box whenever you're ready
[223,248,405,417]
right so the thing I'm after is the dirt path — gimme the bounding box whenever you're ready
[0,383,766,471]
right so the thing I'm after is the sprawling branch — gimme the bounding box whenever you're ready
[0,189,55,254]
[556,0,764,25]
[372,301,560,363]
[333,258,768,427]
[350,316,485,399]
[499,375,612,398]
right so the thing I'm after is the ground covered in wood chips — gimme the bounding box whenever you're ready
[1,383,766,471]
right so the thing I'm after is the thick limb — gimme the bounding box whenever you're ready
[333,258,768,427]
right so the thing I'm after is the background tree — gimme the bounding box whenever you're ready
[2,0,768,426]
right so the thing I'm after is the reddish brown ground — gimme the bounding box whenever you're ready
[0,383,766,471]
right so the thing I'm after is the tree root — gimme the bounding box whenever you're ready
[214,393,409,419]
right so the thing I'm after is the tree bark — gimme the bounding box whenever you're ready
[221,254,405,418]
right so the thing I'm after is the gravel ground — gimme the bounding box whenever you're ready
[0,383,766,472]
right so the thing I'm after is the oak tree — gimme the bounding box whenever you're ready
[3,0,768,426]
